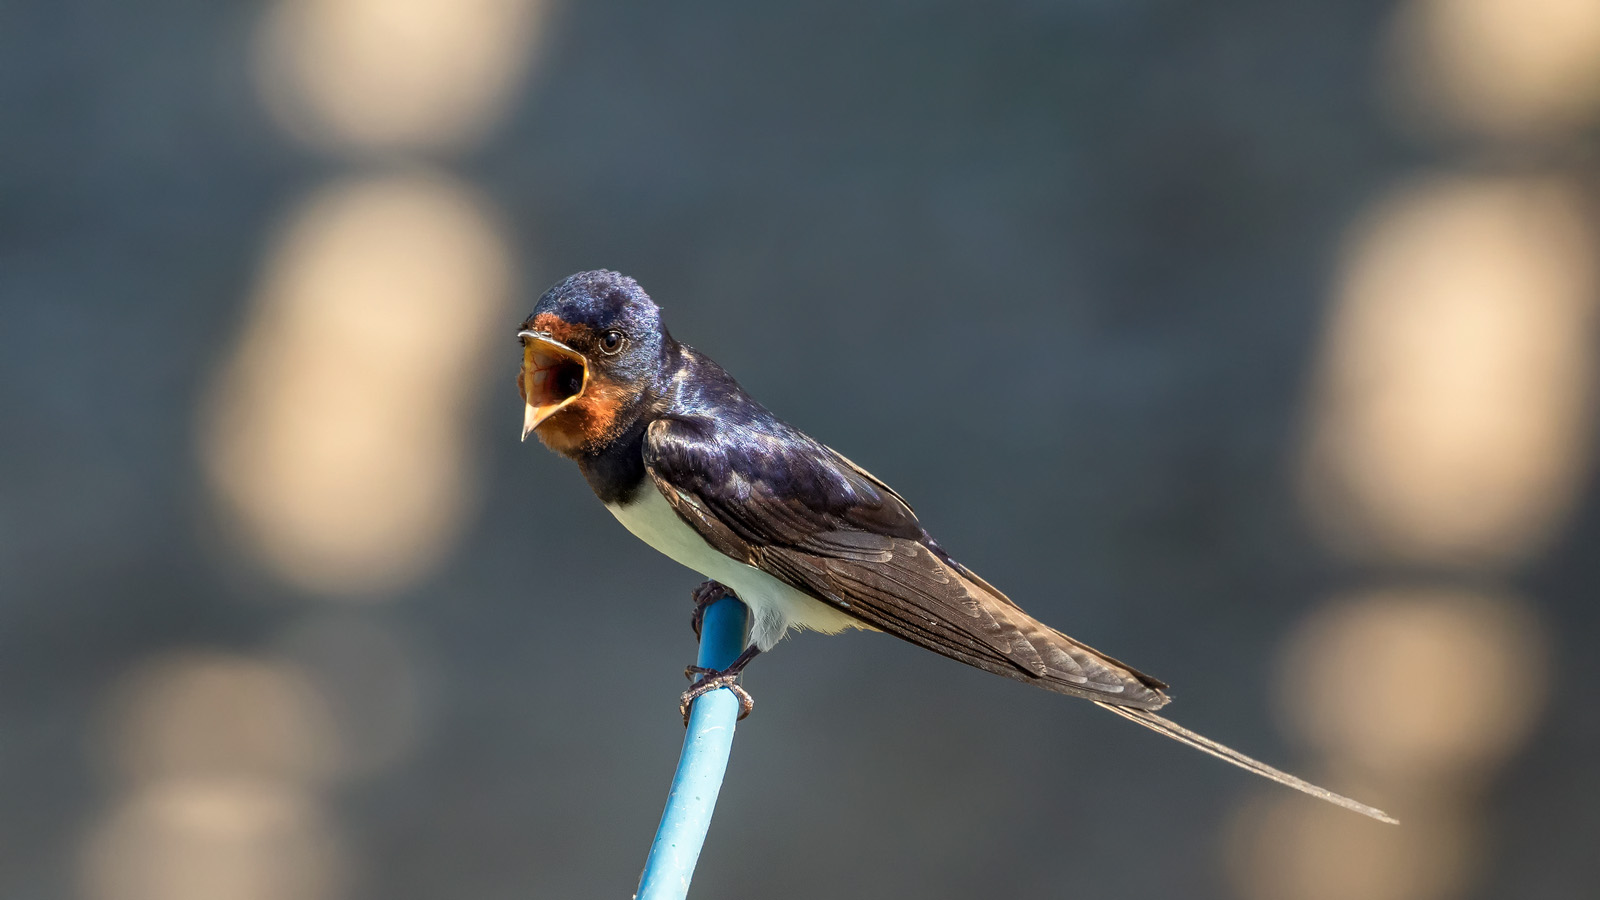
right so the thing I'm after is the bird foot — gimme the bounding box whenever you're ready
[681,665,754,725]
[690,580,734,639]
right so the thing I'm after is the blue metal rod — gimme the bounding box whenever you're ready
[635,595,749,900]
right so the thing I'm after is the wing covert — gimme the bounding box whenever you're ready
[642,415,1168,707]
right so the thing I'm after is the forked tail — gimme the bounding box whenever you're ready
[1094,702,1398,824]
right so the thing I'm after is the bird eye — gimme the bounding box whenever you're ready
[600,330,626,354]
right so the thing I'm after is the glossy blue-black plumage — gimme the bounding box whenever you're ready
[526,270,1170,706]
[519,272,1403,823]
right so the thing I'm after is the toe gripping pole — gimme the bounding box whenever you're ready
[635,594,750,900]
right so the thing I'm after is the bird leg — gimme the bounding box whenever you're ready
[689,579,734,639]
[681,644,760,724]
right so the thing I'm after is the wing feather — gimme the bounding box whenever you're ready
[642,415,1168,707]
[639,412,1398,821]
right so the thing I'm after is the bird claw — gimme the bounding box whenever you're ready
[680,665,754,725]
[689,580,733,639]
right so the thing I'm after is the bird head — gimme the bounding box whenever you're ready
[517,270,668,456]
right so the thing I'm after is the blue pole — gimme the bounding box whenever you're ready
[635,595,749,900]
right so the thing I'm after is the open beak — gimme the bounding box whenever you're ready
[518,330,589,440]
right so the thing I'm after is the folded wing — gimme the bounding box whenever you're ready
[642,415,1169,708]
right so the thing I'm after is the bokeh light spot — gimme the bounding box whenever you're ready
[104,652,340,787]
[1276,587,1550,780]
[201,171,513,597]
[254,0,550,153]
[1228,791,1479,900]
[1301,174,1599,567]
[81,779,345,900]
[1385,0,1600,140]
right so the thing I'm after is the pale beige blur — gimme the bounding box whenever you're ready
[1301,174,1600,567]
[1277,587,1550,780]
[1385,0,1600,139]
[86,651,348,900]
[201,171,512,597]
[1236,7,1592,899]
[254,0,549,153]
[81,779,345,900]
[1230,587,1548,900]
[1228,790,1479,900]
[104,652,340,786]
[85,3,538,897]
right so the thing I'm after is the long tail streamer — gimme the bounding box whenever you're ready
[1094,702,1398,824]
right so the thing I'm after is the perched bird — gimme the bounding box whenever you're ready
[518,269,1395,823]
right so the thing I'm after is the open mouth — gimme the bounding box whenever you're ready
[518,330,589,439]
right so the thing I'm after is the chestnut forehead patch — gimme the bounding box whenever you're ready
[529,312,589,346]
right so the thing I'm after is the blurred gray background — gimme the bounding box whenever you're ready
[5,1,1599,898]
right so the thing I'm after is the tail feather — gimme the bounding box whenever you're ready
[1094,702,1398,824]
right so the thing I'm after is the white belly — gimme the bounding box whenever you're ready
[606,484,867,650]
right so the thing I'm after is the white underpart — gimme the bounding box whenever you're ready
[606,483,867,650]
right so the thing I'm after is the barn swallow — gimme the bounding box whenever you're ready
[518,269,1395,823]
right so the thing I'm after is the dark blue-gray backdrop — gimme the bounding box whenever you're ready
[5,2,1598,899]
